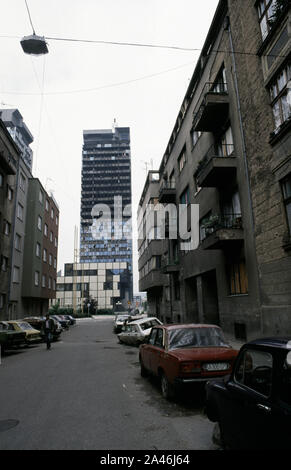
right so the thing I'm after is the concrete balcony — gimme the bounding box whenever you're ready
[200,214,244,250]
[139,270,164,292]
[195,144,237,188]
[159,181,176,203]
[162,258,180,274]
[193,82,229,132]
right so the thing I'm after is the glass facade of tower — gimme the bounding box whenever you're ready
[80,127,133,301]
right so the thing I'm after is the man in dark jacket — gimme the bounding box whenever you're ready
[44,314,54,350]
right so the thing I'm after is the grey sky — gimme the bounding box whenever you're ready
[0,0,219,293]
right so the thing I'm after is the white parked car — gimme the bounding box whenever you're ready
[113,314,131,333]
[117,317,163,346]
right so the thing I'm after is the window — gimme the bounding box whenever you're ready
[36,242,41,257]
[212,66,227,93]
[35,271,40,286]
[51,208,54,220]
[49,254,52,266]
[235,348,273,397]
[37,216,42,231]
[42,274,46,288]
[44,224,48,236]
[45,199,49,211]
[19,173,26,191]
[155,329,164,348]
[149,328,158,345]
[43,248,47,262]
[191,130,202,148]
[4,220,11,236]
[17,203,24,221]
[39,191,43,204]
[56,215,58,226]
[0,294,5,309]
[282,175,291,235]
[180,186,190,205]
[228,260,248,295]
[55,237,58,248]
[216,126,234,156]
[7,186,13,201]
[13,266,20,283]
[257,0,281,40]
[1,256,8,272]
[15,234,22,251]
[178,149,186,172]
[48,277,52,289]
[54,257,57,269]
[50,231,53,242]
[0,173,3,187]
[270,62,291,131]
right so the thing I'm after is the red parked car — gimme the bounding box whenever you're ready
[139,324,238,399]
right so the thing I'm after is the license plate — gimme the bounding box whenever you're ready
[203,362,229,371]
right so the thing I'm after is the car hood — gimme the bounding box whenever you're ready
[168,347,237,361]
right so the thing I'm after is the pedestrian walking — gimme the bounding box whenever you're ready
[44,314,54,350]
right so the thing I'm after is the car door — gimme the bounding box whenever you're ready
[149,328,165,376]
[223,347,275,449]
[141,328,158,370]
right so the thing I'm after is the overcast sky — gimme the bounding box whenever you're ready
[1,0,219,293]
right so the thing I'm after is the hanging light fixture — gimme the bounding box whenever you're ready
[20,1,48,55]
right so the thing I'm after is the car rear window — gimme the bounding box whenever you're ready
[168,327,229,350]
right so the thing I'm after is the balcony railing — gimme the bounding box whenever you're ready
[193,82,229,131]
[196,143,235,175]
[162,257,180,274]
[159,180,176,203]
[201,213,243,241]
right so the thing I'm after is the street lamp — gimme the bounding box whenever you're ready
[20,0,48,56]
[20,34,48,55]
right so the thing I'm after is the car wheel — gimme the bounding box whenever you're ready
[160,373,175,400]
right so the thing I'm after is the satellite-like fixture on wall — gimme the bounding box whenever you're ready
[20,34,48,55]
[20,0,48,55]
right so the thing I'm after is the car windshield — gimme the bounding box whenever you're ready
[18,322,34,330]
[168,327,229,350]
[140,320,159,331]
[116,315,129,322]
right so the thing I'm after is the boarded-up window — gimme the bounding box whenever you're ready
[229,260,248,295]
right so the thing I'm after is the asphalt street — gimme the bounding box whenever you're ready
[0,317,217,450]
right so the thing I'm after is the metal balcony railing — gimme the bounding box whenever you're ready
[195,143,235,177]
[159,180,176,192]
[200,213,243,240]
[193,82,228,130]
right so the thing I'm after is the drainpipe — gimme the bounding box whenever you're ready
[226,19,264,337]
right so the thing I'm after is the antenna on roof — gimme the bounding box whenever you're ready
[112,118,118,133]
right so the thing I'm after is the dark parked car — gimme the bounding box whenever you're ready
[139,324,238,399]
[205,337,291,450]
[51,315,70,330]
[0,321,26,352]
[24,317,62,341]
[62,315,76,325]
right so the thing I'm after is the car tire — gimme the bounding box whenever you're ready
[160,373,175,400]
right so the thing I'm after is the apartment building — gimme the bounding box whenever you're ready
[138,0,291,340]
[0,119,20,320]
[21,179,59,316]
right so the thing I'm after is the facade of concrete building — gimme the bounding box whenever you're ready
[80,126,133,305]
[21,179,59,317]
[0,109,33,171]
[138,0,291,340]
[0,119,20,320]
[55,261,132,312]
